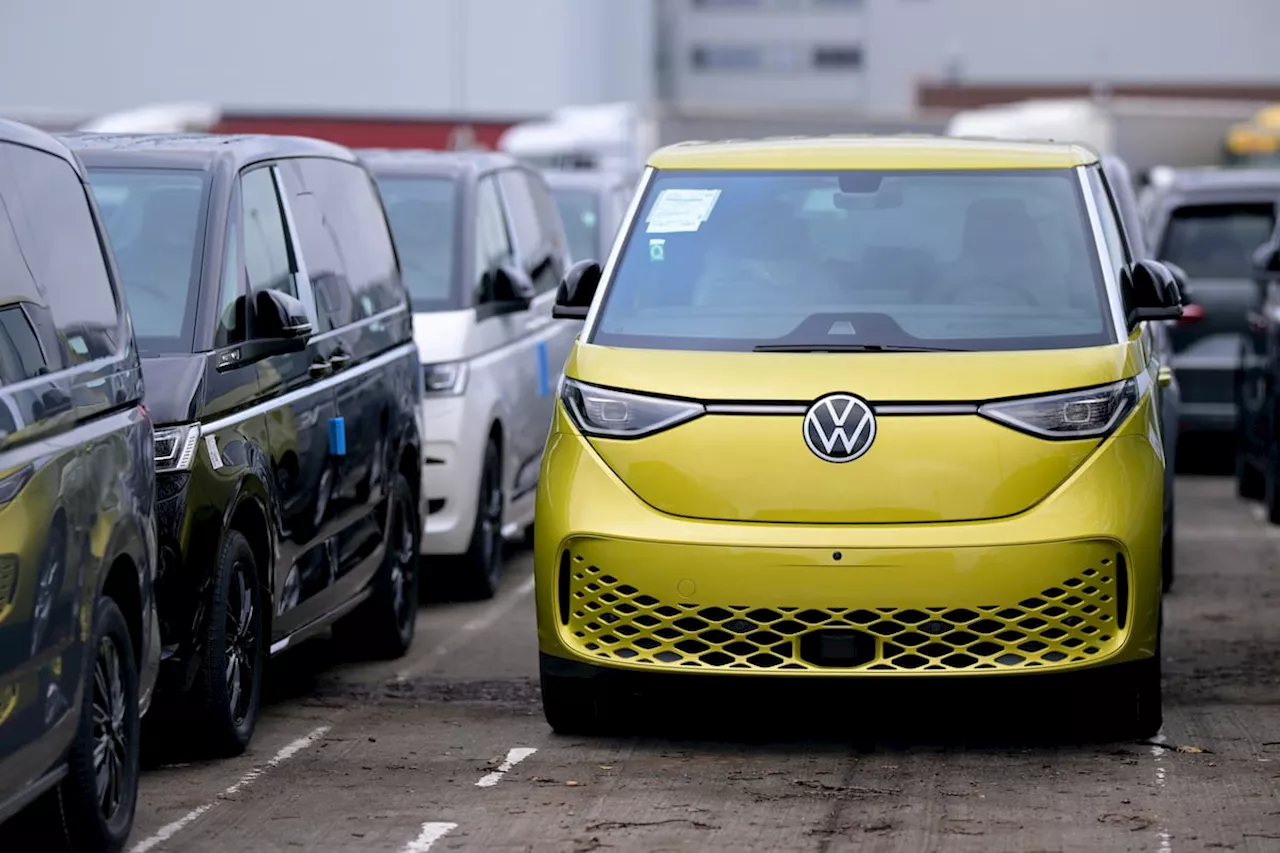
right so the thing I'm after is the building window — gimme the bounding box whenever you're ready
[691,44,764,70]
[691,0,761,8]
[812,45,863,70]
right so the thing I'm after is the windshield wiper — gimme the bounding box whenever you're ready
[752,343,964,353]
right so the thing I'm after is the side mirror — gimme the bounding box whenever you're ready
[486,265,536,316]
[553,259,602,320]
[1121,259,1183,327]
[1161,260,1191,305]
[218,289,313,371]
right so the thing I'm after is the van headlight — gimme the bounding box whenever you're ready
[561,378,704,439]
[155,424,201,472]
[978,379,1140,439]
[423,362,468,396]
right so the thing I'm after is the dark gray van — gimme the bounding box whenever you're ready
[62,133,423,757]
[0,120,158,852]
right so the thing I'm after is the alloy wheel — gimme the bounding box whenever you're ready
[91,635,128,819]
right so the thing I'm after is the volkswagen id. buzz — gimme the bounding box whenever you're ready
[534,136,1183,738]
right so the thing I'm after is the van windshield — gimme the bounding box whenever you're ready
[377,176,461,312]
[87,167,209,353]
[590,168,1117,353]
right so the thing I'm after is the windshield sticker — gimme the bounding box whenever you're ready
[649,238,666,261]
[646,189,721,233]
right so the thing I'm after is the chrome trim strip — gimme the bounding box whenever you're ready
[705,403,807,415]
[201,342,419,433]
[312,303,408,344]
[581,166,655,341]
[875,404,979,415]
[705,401,978,416]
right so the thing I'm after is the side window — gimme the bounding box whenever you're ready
[1087,167,1129,282]
[0,182,57,385]
[474,175,513,304]
[499,169,562,294]
[240,166,298,300]
[280,161,349,332]
[2,143,121,365]
[215,193,245,347]
[290,158,404,328]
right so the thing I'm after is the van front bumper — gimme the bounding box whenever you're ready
[420,396,487,555]
[533,420,1164,681]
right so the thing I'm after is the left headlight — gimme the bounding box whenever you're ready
[978,378,1140,440]
[155,424,201,472]
[561,378,705,439]
[423,362,468,396]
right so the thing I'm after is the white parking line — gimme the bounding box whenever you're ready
[1150,734,1173,853]
[402,822,458,852]
[129,726,331,853]
[476,747,538,788]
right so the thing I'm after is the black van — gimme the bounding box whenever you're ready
[62,133,424,756]
[0,121,157,851]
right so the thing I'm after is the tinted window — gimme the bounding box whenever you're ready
[474,175,513,304]
[376,175,460,312]
[593,169,1114,353]
[293,158,404,326]
[499,169,543,260]
[5,144,121,363]
[0,182,55,386]
[241,166,298,300]
[279,162,348,331]
[553,188,600,262]
[1158,203,1276,279]
[86,167,207,351]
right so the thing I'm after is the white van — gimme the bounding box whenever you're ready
[362,149,578,598]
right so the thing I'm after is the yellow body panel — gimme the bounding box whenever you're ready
[534,347,1165,679]
[647,136,1099,172]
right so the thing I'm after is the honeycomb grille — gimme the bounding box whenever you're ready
[564,556,1125,674]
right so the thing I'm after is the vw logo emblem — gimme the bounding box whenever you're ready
[803,393,877,463]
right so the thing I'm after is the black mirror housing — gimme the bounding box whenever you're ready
[553,259,602,320]
[254,288,314,340]
[1122,259,1183,327]
[218,289,313,371]
[488,265,536,314]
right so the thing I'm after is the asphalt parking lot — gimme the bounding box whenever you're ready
[118,474,1280,853]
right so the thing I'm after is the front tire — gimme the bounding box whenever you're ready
[540,665,613,736]
[453,439,504,600]
[24,596,141,853]
[1264,442,1280,524]
[1161,509,1175,593]
[192,531,263,757]
[335,472,419,659]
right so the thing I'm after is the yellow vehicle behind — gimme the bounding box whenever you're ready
[534,136,1183,737]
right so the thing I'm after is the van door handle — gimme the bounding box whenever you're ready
[329,351,352,371]
[309,358,332,379]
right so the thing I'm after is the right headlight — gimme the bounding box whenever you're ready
[560,378,705,439]
[154,423,201,472]
[977,378,1140,440]
[423,361,468,396]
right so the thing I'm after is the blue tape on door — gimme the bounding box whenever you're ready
[329,417,347,456]
[537,341,550,398]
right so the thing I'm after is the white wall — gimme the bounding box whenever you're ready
[0,0,656,118]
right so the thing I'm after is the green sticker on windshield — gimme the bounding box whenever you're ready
[582,210,597,227]
[649,239,665,262]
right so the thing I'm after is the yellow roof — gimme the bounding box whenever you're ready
[646,135,1099,171]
